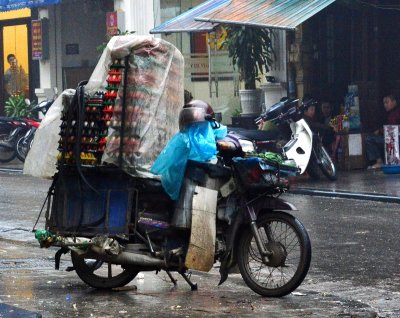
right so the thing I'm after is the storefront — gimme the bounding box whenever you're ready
[35,0,113,102]
[0,7,38,115]
[152,0,242,124]
[151,0,335,125]
[0,0,114,115]
[284,1,400,169]
[296,1,400,133]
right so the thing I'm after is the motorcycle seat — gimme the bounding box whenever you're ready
[186,160,231,180]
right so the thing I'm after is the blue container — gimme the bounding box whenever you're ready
[381,165,400,174]
[49,168,134,236]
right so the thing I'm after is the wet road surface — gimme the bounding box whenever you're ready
[1,171,400,317]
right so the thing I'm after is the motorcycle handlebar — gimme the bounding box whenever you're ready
[255,98,318,125]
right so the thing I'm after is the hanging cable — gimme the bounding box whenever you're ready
[354,0,400,11]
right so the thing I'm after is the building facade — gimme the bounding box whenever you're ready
[0,0,287,123]
[3,0,395,131]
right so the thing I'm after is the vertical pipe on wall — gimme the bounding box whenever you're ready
[214,31,218,98]
[207,32,211,98]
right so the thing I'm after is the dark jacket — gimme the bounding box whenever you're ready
[386,106,400,125]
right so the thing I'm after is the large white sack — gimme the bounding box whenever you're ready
[23,89,75,179]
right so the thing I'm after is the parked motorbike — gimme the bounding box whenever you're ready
[231,98,337,181]
[35,98,314,297]
[0,117,30,163]
[258,98,337,181]
[15,99,54,162]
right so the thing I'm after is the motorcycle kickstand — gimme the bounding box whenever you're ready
[179,271,198,291]
[165,270,177,286]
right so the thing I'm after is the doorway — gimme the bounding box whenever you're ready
[0,19,31,116]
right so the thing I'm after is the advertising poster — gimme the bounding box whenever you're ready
[384,125,400,165]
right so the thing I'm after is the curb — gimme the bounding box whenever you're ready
[2,168,399,203]
[289,188,400,204]
[0,167,23,173]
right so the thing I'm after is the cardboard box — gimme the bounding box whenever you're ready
[337,133,367,170]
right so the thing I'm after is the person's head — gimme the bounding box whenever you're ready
[321,102,333,118]
[383,95,398,112]
[304,104,316,118]
[7,54,16,65]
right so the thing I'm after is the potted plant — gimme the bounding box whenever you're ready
[223,25,274,115]
[5,95,33,118]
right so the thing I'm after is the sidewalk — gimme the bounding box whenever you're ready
[0,158,24,172]
[289,168,400,202]
[2,161,399,202]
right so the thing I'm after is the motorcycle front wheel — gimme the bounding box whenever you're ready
[71,251,139,289]
[315,144,337,181]
[236,212,311,297]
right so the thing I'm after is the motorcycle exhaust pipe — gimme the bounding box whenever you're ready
[86,246,167,268]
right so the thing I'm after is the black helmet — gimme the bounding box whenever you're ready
[179,100,215,130]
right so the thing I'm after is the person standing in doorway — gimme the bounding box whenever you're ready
[4,53,28,98]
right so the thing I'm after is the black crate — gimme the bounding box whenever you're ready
[47,167,136,236]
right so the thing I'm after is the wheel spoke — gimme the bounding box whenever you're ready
[244,217,304,290]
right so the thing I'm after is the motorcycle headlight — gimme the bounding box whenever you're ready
[239,140,255,153]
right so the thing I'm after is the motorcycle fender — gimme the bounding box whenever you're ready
[184,186,218,272]
[285,118,313,174]
[254,197,298,212]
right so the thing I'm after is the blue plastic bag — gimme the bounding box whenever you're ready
[150,132,190,200]
[151,121,227,200]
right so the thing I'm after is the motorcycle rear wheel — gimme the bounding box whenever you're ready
[71,251,139,289]
[16,135,32,162]
[306,158,320,180]
[236,212,311,297]
[0,143,16,163]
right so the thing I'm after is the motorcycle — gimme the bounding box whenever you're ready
[231,98,337,181]
[259,98,337,181]
[34,96,314,298]
[15,99,55,162]
[0,117,30,163]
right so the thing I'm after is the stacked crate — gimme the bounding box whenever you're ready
[57,59,124,166]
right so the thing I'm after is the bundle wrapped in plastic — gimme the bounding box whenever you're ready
[24,35,184,179]
[24,89,76,178]
[97,36,184,174]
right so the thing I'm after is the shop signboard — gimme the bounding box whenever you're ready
[0,0,60,11]
[384,125,400,165]
[31,20,42,60]
[184,53,236,81]
[106,11,118,36]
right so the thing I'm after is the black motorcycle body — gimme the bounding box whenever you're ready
[41,126,312,297]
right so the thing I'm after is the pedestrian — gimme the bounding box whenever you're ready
[365,94,400,169]
[4,53,29,97]
[302,100,336,154]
